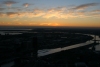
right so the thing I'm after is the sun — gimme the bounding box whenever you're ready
[52,23,59,26]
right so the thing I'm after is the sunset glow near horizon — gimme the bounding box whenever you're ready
[0,0,100,27]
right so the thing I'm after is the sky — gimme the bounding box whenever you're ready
[0,0,100,27]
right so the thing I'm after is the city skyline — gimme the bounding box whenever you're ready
[0,0,100,27]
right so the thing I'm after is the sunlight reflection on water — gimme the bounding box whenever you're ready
[38,35,100,57]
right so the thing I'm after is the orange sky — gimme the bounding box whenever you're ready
[0,0,100,27]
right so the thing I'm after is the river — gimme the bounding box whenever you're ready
[38,34,100,57]
[1,33,100,67]
[0,31,100,56]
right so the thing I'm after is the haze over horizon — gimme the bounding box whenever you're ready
[0,0,100,27]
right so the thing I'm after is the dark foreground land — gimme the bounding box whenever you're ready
[0,27,100,67]
[38,48,100,67]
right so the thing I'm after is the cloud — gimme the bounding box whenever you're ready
[47,7,66,12]
[13,19,19,22]
[40,23,60,26]
[23,3,33,8]
[91,10,100,13]
[5,7,23,11]
[23,3,30,7]
[6,12,18,18]
[86,10,100,17]
[0,8,87,19]
[43,7,67,18]
[6,12,27,18]
[0,12,6,17]
[3,1,17,7]
[88,13,100,18]
[0,4,3,7]
[17,12,26,18]
[0,6,100,19]
[32,9,45,17]
[0,8,5,11]
[72,3,99,10]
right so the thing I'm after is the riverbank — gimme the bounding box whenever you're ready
[0,28,100,67]
[38,43,100,67]
[0,30,93,50]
